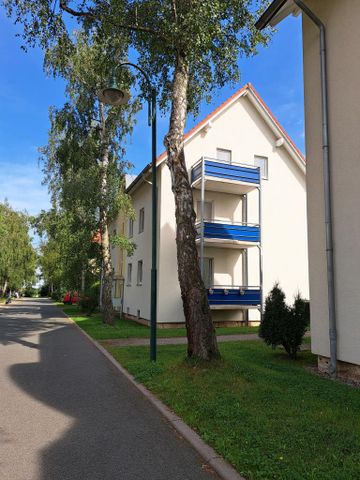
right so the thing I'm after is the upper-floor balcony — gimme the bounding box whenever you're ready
[191,157,260,195]
[196,220,260,248]
[207,286,261,309]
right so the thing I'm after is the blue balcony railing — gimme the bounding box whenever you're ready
[191,157,260,185]
[197,220,260,243]
[207,286,261,306]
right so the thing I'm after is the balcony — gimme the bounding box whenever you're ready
[207,286,261,309]
[191,157,260,194]
[196,220,260,248]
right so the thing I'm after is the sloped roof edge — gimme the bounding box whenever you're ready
[127,83,305,193]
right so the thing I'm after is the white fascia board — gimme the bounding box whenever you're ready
[269,1,300,27]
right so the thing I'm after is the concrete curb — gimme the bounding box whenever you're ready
[59,306,245,480]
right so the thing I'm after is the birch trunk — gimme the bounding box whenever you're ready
[99,102,115,325]
[164,52,219,360]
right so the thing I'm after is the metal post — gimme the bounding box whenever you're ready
[257,178,263,322]
[150,88,157,362]
[242,194,249,325]
[200,157,205,279]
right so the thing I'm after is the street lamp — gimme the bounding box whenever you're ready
[99,63,157,362]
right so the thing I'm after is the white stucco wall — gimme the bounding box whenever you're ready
[155,91,308,324]
[122,179,153,320]
[302,0,360,365]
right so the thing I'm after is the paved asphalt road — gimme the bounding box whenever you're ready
[0,298,219,480]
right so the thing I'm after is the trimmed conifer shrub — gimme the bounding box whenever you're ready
[259,284,308,359]
[282,294,309,358]
[259,283,289,349]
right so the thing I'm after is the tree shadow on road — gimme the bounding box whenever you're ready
[8,301,216,480]
[0,299,68,349]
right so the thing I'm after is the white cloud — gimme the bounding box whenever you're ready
[0,159,50,215]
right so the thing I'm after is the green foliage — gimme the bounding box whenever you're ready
[3,1,270,114]
[39,284,51,297]
[111,233,136,257]
[0,202,37,291]
[35,207,100,293]
[23,285,38,297]
[79,281,100,315]
[259,284,309,358]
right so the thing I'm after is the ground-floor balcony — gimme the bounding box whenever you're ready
[196,220,260,248]
[191,157,260,194]
[207,286,261,309]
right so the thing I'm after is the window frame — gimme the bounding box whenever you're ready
[216,148,232,164]
[129,218,134,238]
[139,207,145,234]
[200,257,214,289]
[254,155,269,180]
[114,279,123,298]
[127,263,132,286]
[196,201,213,222]
[137,260,143,286]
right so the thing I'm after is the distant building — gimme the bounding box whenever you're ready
[256,0,360,380]
[112,83,308,327]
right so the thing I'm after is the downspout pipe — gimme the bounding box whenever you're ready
[294,0,337,378]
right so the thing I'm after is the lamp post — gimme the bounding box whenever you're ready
[98,63,157,362]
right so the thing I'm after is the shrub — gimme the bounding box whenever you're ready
[39,284,50,297]
[259,283,289,349]
[259,283,308,359]
[281,294,309,358]
[23,286,38,297]
[79,281,100,316]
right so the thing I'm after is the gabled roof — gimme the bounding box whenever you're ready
[127,82,305,193]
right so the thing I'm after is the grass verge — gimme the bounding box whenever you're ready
[108,342,360,480]
[58,303,259,339]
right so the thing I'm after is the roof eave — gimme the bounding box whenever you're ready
[255,0,298,30]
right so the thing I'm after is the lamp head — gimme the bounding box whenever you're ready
[98,76,130,106]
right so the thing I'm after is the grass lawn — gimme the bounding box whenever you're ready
[58,303,259,339]
[0,297,5,304]
[108,342,360,480]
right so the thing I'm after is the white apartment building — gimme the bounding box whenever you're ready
[112,83,308,326]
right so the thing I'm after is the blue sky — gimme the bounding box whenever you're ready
[0,9,304,217]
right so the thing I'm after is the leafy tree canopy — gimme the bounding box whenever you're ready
[0,201,37,292]
[3,0,270,113]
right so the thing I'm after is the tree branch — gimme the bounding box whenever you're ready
[59,1,95,18]
[59,1,168,40]
[171,0,178,22]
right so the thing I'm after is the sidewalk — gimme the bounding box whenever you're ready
[102,332,310,348]
[102,333,260,347]
[0,298,220,480]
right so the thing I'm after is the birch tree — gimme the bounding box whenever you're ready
[40,31,136,324]
[4,0,269,358]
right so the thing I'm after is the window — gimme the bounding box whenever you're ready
[129,218,134,238]
[216,148,232,164]
[137,260,143,285]
[139,208,145,233]
[127,263,132,285]
[196,201,213,221]
[199,257,214,288]
[114,279,124,298]
[254,155,268,180]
